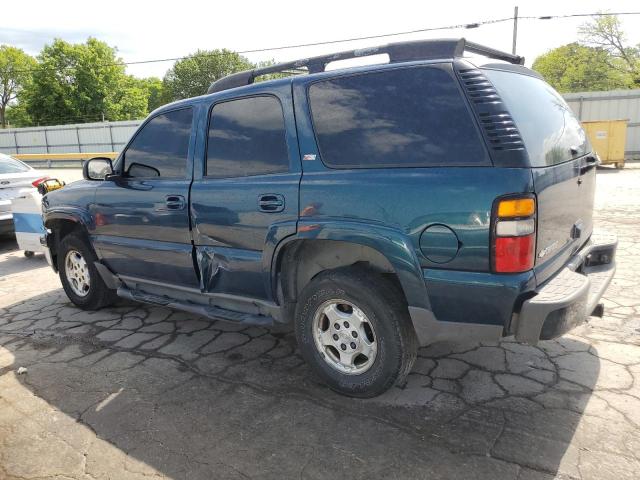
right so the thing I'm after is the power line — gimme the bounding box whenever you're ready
[7,11,640,75]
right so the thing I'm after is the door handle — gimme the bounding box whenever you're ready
[165,195,186,210]
[580,155,600,174]
[258,194,285,213]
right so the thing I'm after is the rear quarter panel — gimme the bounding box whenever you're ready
[298,167,534,272]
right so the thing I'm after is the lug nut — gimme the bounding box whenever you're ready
[334,323,340,330]
[351,331,358,338]
[343,321,350,328]
[350,342,356,349]
[333,334,339,341]
[340,343,346,351]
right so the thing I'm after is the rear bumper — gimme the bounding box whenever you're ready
[513,232,617,344]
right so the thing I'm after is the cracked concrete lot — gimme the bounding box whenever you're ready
[1,166,639,480]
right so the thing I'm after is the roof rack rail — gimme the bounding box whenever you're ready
[207,38,524,94]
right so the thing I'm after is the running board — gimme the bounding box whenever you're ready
[117,287,274,326]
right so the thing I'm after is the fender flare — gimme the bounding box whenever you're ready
[269,220,431,311]
[43,208,94,233]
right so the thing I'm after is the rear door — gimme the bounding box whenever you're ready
[92,107,198,287]
[190,84,300,300]
[484,69,595,283]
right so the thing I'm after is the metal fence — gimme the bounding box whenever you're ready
[0,120,141,157]
[564,89,640,160]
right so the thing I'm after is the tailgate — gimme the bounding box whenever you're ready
[482,68,595,284]
[532,156,596,284]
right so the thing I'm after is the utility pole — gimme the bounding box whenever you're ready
[512,6,519,55]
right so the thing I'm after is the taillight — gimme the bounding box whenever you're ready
[492,196,536,273]
[32,176,49,188]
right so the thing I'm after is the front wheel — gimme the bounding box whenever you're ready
[58,233,117,310]
[295,268,417,397]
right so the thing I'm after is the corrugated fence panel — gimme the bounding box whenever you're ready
[0,120,141,156]
[564,89,640,159]
[14,130,46,150]
[110,123,140,145]
[45,127,81,150]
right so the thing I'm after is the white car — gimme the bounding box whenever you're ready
[0,153,48,236]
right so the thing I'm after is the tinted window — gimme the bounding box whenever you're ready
[0,155,30,174]
[207,96,289,178]
[124,108,192,178]
[309,66,488,168]
[483,69,590,166]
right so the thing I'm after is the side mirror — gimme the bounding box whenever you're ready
[83,157,114,181]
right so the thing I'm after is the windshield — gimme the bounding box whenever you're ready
[0,155,31,174]
[483,69,590,167]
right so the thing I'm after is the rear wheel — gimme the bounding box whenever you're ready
[58,233,117,310]
[295,268,417,397]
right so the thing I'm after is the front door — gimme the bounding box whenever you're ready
[190,87,300,300]
[92,107,199,288]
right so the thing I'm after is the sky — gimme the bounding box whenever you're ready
[2,0,640,79]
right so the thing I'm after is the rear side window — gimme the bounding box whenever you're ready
[207,96,289,178]
[0,156,30,174]
[308,66,488,168]
[483,69,589,166]
[124,108,192,178]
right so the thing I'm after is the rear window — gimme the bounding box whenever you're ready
[483,69,590,167]
[309,66,489,169]
[0,156,30,174]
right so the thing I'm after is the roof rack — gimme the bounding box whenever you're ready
[207,38,524,94]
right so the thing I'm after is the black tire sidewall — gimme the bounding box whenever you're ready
[58,234,109,310]
[295,270,414,397]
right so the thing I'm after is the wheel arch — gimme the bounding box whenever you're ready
[44,211,92,272]
[271,223,431,321]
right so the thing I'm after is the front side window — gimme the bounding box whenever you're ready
[206,96,289,178]
[309,66,488,168]
[123,108,193,178]
[483,69,590,166]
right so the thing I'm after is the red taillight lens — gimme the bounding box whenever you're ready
[492,196,536,273]
[494,234,535,272]
[32,176,49,187]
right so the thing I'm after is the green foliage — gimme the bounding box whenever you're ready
[137,77,165,112]
[162,49,253,101]
[0,46,36,127]
[22,38,150,125]
[532,43,632,93]
[579,15,640,86]
[5,102,32,128]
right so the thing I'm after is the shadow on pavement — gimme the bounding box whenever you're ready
[0,236,49,277]
[0,287,603,479]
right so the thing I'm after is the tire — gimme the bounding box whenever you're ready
[24,250,34,258]
[295,267,417,398]
[58,233,117,310]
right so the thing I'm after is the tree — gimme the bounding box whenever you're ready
[579,15,640,86]
[0,46,36,128]
[5,102,32,128]
[162,49,253,101]
[532,43,632,93]
[137,77,165,112]
[22,38,149,125]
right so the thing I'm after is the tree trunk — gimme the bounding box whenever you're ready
[0,105,6,128]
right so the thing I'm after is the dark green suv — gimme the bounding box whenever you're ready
[42,38,616,397]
